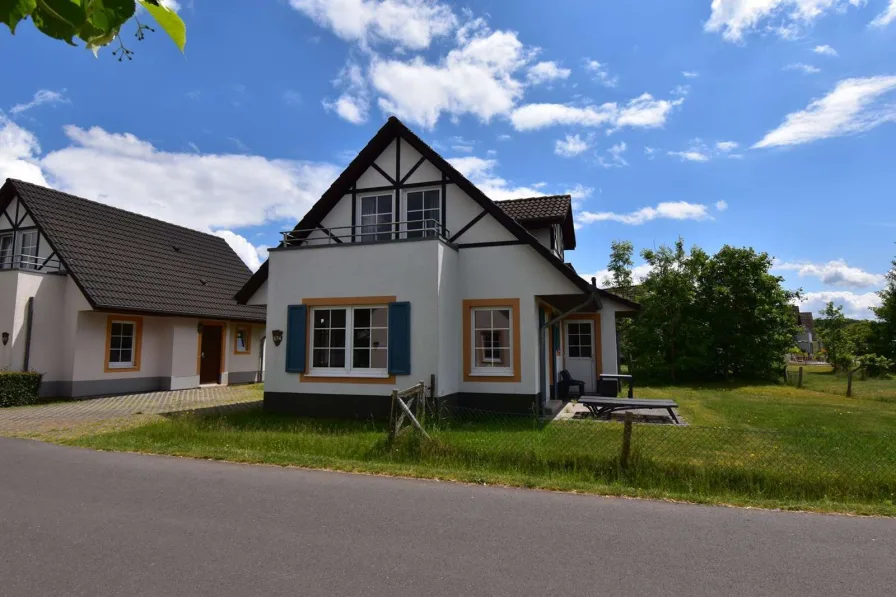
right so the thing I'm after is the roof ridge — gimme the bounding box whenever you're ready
[494,194,571,203]
[6,178,230,246]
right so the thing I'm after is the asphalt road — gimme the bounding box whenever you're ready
[1,438,894,597]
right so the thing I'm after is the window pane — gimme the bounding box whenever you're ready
[424,190,440,209]
[330,349,346,368]
[111,322,122,336]
[111,336,122,350]
[354,329,370,348]
[315,310,330,328]
[353,349,370,368]
[313,329,329,348]
[407,192,422,211]
[371,308,387,327]
[371,329,387,349]
[109,349,120,363]
[120,336,133,350]
[120,349,132,364]
[354,308,370,328]
[378,195,392,212]
[581,345,592,358]
[371,349,387,369]
[569,346,580,358]
[474,310,491,329]
[361,198,375,215]
[493,310,510,329]
[313,349,329,368]
[330,309,346,328]
[493,329,509,349]
[494,348,510,367]
[331,329,346,348]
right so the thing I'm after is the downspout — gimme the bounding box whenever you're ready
[258,335,266,383]
[22,297,34,371]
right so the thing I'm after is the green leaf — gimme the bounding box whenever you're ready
[1,0,37,34]
[138,0,184,52]
[32,0,87,44]
[84,0,134,32]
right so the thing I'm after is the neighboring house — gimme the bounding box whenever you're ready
[236,117,638,418]
[792,306,820,356]
[0,179,266,398]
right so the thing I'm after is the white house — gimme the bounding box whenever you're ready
[236,117,638,417]
[0,179,265,398]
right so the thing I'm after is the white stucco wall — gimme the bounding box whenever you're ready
[266,239,444,396]
[0,272,18,370]
[436,243,459,396]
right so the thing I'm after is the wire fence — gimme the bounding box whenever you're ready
[386,405,896,505]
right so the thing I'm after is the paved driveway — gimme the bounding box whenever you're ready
[1,437,894,597]
[0,386,261,437]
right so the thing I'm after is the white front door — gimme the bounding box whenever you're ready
[564,321,596,393]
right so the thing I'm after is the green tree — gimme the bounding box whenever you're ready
[816,302,855,371]
[872,256,896,360]
[696,246,798,380]
[1,0,185,58]
[628,239,709,382]
[603,240,635,369]
[846,320,875,357]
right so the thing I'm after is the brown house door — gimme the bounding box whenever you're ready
[199,325,223,384]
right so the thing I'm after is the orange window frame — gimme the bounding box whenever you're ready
[233,324,252,355]
[463,298,522,383]
[299,296,397,384]
[104,315,143,373]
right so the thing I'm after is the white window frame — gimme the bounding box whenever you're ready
[0,233,13,269]
[19,230,38,270]
[470,306,514,377]
[309,305,390,378]
[234,326,251,354]
[108,320,137,369]
[357,192,395,243]
[402,187,442,239]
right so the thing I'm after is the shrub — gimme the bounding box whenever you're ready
[857,354,894,378]
[0,371,43,407]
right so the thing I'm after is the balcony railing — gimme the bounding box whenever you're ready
[0,253,65,273]
[281,219,451,247]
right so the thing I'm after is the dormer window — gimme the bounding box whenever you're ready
[405,188,441,238]
[358,193,394,242]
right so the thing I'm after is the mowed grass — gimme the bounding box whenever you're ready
[68,377,896,516]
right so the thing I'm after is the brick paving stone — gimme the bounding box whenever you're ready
[0,386,262,436]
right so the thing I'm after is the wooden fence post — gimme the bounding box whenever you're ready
[797,366,803,389]
[847,370,853,398]
[389,389,398,443]
[620,412,633,470]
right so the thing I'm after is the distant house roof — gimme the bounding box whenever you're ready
[496,195,576,250]
[2,179,265,323]
[791,305,814,330]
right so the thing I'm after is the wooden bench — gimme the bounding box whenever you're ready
[578,397,680,424]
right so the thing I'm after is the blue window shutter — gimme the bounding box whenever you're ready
[388,302,411,375]
[285,305,307,373]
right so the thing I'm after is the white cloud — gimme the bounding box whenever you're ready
[870,0,896,27]
[447,154,588,200]
[324,60,370,124]
[584,59,619,87]
[705,0,864,42]
[9,89,69,116]
[511,93,683,131]
[716,140,739,151]
[784,62,821,74]
[813,44,839,56]
[667,149,710,162]
[644,146,656,158]
[370,24,534,128]
[0,115,49,185]
[754,75,896,148]
[288,0,456,50]
[527,61,571,85]
[214,230,267,272]
[587,263,654,287]
[775,259,885,288]
[797,291,882,320]
[554,134,590,157]
[158,0,180,10]
[598,141,628,168]
[715,200,729,211]
[497,134,512,141]
[682,71,700,78]
[577,201,711,226]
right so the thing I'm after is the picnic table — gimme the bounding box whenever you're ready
[578,397,680,424]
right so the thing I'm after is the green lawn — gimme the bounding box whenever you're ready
[67,377,896,516]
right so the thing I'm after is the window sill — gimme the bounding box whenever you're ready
[465,371,520,383]
[105,365,140,373]
[300,372,396,385]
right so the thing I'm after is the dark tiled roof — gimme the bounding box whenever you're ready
[791,306,814,330]
[4,179,265,322]
[496,195,571,222]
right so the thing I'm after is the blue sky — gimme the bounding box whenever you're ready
[1,0,894,319]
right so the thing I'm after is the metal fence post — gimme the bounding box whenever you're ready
[797,366,803,389]
[620,412,633,470]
